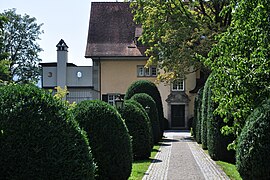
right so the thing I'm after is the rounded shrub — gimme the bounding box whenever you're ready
[125,80,164,139]
[73,100,132,180]
[195,87,204,144]
[207,76,235,163]
[0,84,95,179]
[131,93,160,144]
[201,77,210,149]
[119,99,152,160]
[236,98,270,180]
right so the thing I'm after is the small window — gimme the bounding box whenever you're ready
[137,65,157,77]
[137,66,145,77]
[48,72,52,77]
[151,67,157,76]
[145,67,150,76]
[172,79,184,91]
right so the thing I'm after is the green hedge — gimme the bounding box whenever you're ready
[195,87,204,144]
[207,77,235,163]
[125,80,164,139]
[201,77,210,149]
[131,93,160,144]
[0,84,95,179]
[73,100,132,180]
[119,99,152,160]
[236,98,270,180]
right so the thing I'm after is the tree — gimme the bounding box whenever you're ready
[205,0,270,145]
[0,9,43,83]
[0,16,10,82]
[130,0,231,81]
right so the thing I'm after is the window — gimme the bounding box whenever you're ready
[138,66,144,77]
[108,94,117,106]
[137,65,157,77]
[172,79,184,91]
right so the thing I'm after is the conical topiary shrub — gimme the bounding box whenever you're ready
[119,99,152,160]
[131,93,160,144]
[73,100,133,180]
[125,80,164,139]
[0,84,95,179]
[236,98,270,180]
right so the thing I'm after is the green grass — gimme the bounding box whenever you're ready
[129,145,160,180]
[216,161,242,180]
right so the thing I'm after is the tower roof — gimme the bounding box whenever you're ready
[56,39,69,48]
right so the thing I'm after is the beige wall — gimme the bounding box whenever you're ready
[100,59,155,94]
[100,59,198,125]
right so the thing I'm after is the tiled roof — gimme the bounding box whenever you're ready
[85,2,147,58]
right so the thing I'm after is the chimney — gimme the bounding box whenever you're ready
[56,39,68,89]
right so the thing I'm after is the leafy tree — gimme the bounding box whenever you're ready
[130,0,231,81]
[205,0,270,144]
[0,16,10,82]
[0,9,43,83]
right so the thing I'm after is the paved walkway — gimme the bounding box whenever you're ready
[143,130,230,180]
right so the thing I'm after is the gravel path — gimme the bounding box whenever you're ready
[143,130,230,180]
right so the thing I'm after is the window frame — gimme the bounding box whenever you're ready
[172,79,185,91]
[137,65,157,77]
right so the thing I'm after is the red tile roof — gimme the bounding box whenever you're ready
[85,2,147,58]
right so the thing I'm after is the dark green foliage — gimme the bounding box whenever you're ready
[73,100,132,180]
[236,99,270,180]
[201,77,210,149]
[125,80,164,139]
[207,77,235,163]
[119,99,152,160]
[195,87,204,143]
[0,84,95,179]
[131,93,160,144]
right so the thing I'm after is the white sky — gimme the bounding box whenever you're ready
[0,0,123,66]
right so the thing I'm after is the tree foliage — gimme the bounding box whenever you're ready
[130,0,231,81]
[0,9,43,83]
[205,0,270,140]
[0,16,10,82]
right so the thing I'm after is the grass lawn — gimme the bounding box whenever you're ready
[216,161,242,180]
[129,145,160,180]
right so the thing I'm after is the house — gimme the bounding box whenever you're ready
[40,39,98,103]
[85,2,203,129]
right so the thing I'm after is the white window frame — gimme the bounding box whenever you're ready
[137,65,157,77]
[108,94,118,106]
[137,66,145,77]
[172,79,185,91]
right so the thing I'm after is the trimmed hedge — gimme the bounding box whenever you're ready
[0,84,95,179]
[131,93,160,144]
[119,99,152,160]
[207,77,235,163]
[73,100,132,180]
[201,77,210,149]
[195,87,204,144]
[125,80,164,139]
[236,98,270,180]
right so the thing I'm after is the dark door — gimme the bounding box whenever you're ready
[171,105,185,127]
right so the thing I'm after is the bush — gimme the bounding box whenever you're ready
[73,100,132,180]
[195,87,204,144]
[207,76,235,163]
[236,99,270,180]
[125,80,164,139]
[119,99,152,160]
[131,93,160,144]
[0,84,95,179]
[201,77,210,149]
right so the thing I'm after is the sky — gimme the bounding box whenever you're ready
[0,0,123,66]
